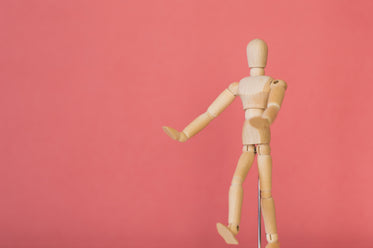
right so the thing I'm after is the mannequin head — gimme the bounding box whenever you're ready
[246,39,268,69]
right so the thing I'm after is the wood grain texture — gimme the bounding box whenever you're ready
[228,148,255,226]
[247,39,268,68]
[163,39,287,247]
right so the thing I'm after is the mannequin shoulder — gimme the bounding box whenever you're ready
[270,79,287,90]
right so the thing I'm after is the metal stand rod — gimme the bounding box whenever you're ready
[258,177,261,248]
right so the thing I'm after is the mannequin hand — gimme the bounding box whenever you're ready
[162,126,188,142]
[249,116,270,129]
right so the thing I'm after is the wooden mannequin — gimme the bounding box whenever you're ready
[163,39,287,248]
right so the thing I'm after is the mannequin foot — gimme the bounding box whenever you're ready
[216,223,239,245]
[228,223,239,235]
[265,241,280,248]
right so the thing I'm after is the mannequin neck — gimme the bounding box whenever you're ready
[250,68,265,76]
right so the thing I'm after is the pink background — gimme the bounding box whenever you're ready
[1,0,373,247]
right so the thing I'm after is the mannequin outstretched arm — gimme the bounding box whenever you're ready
[163,82,239,142]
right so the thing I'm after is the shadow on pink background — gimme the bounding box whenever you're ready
[1,0,372,247]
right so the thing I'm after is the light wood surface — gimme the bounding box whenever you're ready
[247,39,268,68]
[257,144,278,243]
[162,39,287,248]
[229,146,255,227]
[216,223,239,244]
[163,82,238,142]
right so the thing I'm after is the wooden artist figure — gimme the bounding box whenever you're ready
[162,39,287,248]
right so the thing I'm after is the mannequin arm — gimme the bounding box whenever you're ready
[250,80,287,128]
[263,79,287,124]
[163,82,239,142]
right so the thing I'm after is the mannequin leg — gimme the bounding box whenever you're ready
[229,145,256,232]
[217,145,255,244]
[257,144,280,248]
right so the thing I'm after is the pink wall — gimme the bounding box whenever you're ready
[1,0,372,247]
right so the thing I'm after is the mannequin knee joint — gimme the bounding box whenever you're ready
[260,190,272,199]
[231,176,243,186]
